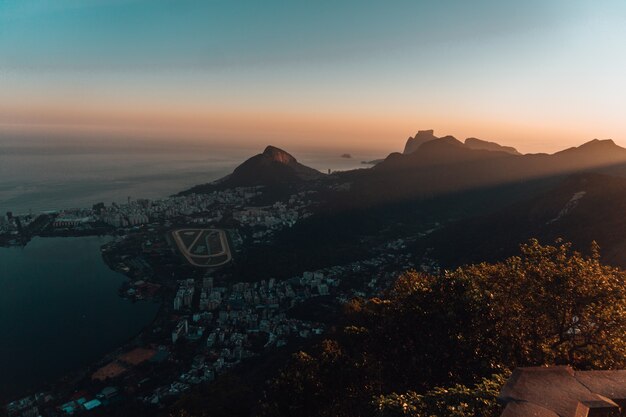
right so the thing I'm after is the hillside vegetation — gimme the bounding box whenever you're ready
[257,239,626,417]
[169,239,626,417]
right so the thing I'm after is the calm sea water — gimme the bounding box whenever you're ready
[0,138,379,214]
[0,236,159,402]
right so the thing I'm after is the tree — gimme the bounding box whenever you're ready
[374,373,506,417]
[259,239,626,416]
[452,239,626,369]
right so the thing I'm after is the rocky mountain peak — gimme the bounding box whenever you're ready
[403,129,438,154]
[262,146,297,164]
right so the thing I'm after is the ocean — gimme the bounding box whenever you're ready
[0,138,379,215]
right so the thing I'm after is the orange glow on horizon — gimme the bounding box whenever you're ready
[0,97,623,155]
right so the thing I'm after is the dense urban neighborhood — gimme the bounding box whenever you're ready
[1,177,439,417]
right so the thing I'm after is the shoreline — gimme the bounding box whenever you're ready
[0,233,164,405]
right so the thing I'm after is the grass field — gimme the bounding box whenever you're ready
[179,230,201,248]
[172,228,232,268]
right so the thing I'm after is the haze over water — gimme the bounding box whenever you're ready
[0,138,377,214]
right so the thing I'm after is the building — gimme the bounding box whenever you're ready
[173,295,182,311]
[203,276,213,290]
[53,216,92,228]
[83,399,101,411]
[171,319,189,343]
[499,366,626,417]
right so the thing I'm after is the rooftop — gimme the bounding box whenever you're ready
[499,366,626,417]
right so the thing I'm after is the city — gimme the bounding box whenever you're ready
[2,182,437,416]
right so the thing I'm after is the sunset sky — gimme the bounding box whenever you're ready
[2,0,626,153]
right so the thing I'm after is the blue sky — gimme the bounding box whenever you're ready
[1,0,626,152]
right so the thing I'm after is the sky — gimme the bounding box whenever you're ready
[1,0,626,154]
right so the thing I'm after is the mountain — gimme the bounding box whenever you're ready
[181,134,626,214]
[427,172,626,268]
[181,146,324,194]
[403,129,438,154]
[341,136,626,206]
[220,145,324,187]
[402,130,521,156]
[552,139,626,167]
[464,137,521,155]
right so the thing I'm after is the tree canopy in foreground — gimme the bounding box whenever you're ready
[258,239,626,417]
[169,239,626,417]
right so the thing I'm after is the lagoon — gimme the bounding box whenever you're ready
[0,236,159,402]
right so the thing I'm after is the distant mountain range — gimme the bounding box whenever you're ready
[403,130,521,155]
[182,131,626,213]
[343,133,626,205]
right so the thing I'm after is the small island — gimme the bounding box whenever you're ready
[361,158,384,165]
[340,153,352,159]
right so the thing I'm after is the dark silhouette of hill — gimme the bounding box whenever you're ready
[552,138,626,166]
[227,145,323,185]
[427,172,626,268]
[340,136,626,206]
[181,146,324,194]
[403,130,520,155]
[179,134,626,217]
[464,137,521,155]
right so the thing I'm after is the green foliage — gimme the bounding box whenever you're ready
[258,341,377,417]
[259,239,626,416]
[450,238,626,369]
[374,374,506,417]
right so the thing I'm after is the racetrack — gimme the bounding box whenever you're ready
[171,228,232,267]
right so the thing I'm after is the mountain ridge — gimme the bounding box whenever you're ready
[402,130,521,156]
[181,134,626,209]
[464,137,521,155]
[354,135,626,203]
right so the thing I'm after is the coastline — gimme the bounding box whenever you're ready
[0,234,163,404]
